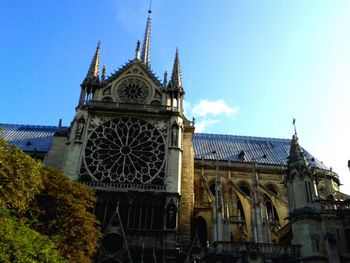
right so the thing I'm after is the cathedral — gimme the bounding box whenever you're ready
[2,9,350,263]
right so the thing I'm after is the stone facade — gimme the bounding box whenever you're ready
[3,9,350,263]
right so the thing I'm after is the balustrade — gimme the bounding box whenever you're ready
[210,241,301,259]
[86,100,179,112]
[82,181,166,192]
[320,200,350,211]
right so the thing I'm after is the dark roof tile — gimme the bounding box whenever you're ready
[0,124,58,152]
[0,124,329,170]
[193,133,328,170]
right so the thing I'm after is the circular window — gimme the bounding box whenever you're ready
[117,78,150,103]
[81,117,166,184]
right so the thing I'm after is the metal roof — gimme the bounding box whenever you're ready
[0,124,58,152]
[0,124,329,170]
[193,133,328,170]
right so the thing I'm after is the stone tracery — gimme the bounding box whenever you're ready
[80,117,166,184]
[117,78,150,103]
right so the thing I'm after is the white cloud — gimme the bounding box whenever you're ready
[187,99,238,133]
[195,119,220,133]
[191,99,238,118]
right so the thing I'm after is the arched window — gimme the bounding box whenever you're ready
[165,200,177,229]
[192,217,207,249]
[264,194,279,221]
[239,185,251,197]
[210,184,216,197]
[237,199,245,222]
[266,184,278,196]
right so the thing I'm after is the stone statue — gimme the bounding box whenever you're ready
[75,118,85,141]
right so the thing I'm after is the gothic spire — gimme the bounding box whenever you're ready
[169,48,183,89]
[141,10,151,67]
[83,41,101,84]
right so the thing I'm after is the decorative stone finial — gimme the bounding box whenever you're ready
[169,48,183,89]
[101,65,107,81]
[83,41,101,84]
[135,40,141,60]
[163,70,168,86]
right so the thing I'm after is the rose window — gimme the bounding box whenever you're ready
[80,118,166,185]
[117,78,150,103]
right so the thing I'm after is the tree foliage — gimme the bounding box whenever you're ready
[0,210,66,263]
[0,137,101,262]
[29,167,101,263]
[0,138,43,212]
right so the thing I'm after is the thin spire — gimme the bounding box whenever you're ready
[293,118,297,135]
[170,48,183,89]
[83,41,101,83]
[101,65,107,81]
[135,40,141,60]
[163,70,168,86]
[141,9,151,67]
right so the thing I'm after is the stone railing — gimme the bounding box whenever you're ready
[86,100,179,113]
[209,241,301,259]
[82,181,166,192]
[319,200,350,211]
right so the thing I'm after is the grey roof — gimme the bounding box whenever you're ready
[193,133,328,170]
[0,124,329,170]
[0,124,58,152]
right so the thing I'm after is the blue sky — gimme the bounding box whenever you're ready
[1,1,350,193]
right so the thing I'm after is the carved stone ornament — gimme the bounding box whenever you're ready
[80,117,166,185]
[116,78,150,103]
[75,118,85,141]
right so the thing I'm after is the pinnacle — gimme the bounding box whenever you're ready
[83,42,101,84]
[288,133,308,168]
[169,48,183,89]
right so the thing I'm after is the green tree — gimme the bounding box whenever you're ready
[0,210,66,263]
[29,167,100,263]
[0,137,101,262]
[0,138,43,212]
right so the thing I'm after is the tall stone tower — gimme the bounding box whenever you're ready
[49,9,195,262]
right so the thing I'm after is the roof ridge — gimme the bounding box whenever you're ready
[104,59,162,86]
[195,132,290,142]
[0,123,61,129]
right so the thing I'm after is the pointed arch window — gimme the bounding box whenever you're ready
[239,184,251,197]
[165,200,177,229]
[264,194,279,222]
[237,199,245,222]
